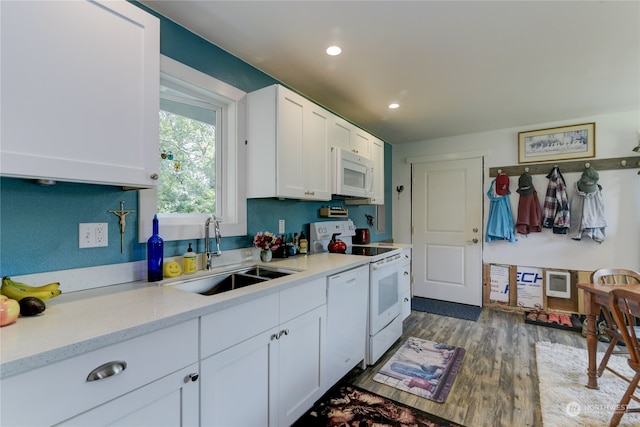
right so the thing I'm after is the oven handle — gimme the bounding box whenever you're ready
[371,256,404,270]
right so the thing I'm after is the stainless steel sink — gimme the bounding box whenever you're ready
[169,265,298,296]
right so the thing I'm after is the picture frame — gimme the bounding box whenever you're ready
[518,122,595,164]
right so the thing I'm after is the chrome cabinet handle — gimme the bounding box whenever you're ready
[86,360,127,382]
[271,329,290,340]
[150,173,159,180]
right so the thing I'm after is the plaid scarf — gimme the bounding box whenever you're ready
[542,166,570,232]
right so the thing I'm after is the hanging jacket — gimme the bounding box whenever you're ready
[542,166,570,234]
[570,182,606,243]
[516,190,542,235]
[486,179,517,243]
[515,172,542,235]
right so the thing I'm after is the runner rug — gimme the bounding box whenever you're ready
[293,384,464,427]
[373,336,466,403]
[536,341,638,427]
[412,297,482,321]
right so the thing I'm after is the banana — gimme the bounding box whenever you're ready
[0,284,61,302]
[1,277,61,302]
[2,276,60,293]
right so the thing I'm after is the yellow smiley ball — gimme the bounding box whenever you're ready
[164,261,182,278]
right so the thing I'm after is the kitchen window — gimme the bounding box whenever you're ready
[139,56,247,242]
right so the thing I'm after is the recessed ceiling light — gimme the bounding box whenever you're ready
[326,46,342,56]
[389,103,400,109]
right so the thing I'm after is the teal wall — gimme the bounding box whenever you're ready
[0,2,393,277]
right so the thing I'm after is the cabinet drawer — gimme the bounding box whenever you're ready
[280,277,327,323]
[201,292,279,358]
[1,319,198,427]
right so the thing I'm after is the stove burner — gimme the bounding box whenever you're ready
[349,246,396,256]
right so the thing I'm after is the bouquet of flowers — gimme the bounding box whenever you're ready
[253,231,281,251]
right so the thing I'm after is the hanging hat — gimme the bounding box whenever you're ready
[517,173,533,196]
[495,173,510,195]
[578,167,599,193]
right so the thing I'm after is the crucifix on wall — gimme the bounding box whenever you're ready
[108,201,136,253]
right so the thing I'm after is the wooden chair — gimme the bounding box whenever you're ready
[591,269,640,378]
[608,288,640,426]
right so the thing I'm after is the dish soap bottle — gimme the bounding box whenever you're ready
[183,243,196,274]
[147,214,164,282]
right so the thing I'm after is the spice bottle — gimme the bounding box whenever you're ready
[299,231,308,254]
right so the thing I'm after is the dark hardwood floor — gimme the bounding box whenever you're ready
[349,307,603,427]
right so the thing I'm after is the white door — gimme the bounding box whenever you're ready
[412,157,483,306]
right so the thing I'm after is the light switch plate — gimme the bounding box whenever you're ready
[79,223,108,248]
[279,219,285,234]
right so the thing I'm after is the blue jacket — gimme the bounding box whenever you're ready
[486,179,517,243]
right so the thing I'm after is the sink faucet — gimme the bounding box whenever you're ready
[205,215,222,270]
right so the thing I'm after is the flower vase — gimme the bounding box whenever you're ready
[260,249,272,262]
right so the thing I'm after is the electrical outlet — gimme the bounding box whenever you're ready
[279,219,285,234]
[79,223,108,248]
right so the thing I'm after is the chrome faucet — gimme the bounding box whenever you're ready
[205,215,222,270]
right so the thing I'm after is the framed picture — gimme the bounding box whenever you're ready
[518,122,595,164]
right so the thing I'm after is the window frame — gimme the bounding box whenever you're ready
[138,55,247,242]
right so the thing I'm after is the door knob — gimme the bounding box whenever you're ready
[467,238,479,244]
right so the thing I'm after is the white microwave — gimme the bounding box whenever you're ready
[332,148,375,198]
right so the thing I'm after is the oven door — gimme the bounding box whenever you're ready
[369,260,402,335]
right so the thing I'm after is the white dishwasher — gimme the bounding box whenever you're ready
[326,265,369,386]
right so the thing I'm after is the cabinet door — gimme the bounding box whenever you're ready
[303,105,332,200]
[59,364,199,427]
[352,128,371,158]
[0,1,160,188]
[330,115,355,151]
[277,88,306,198]
[276,305,327,427]
[371,138,385,204]
[201,329,277,427]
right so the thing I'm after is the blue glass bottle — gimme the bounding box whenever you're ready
[147,214,164,282]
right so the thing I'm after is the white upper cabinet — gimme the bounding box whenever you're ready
[330,115,370,158]
[370,137,385,205]
[0,1,160,188]
[247,84,331,200]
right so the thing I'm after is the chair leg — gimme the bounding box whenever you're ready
[598,339,618,377]
[609,373,640,427]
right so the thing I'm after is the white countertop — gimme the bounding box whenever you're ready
[1,251,396,379]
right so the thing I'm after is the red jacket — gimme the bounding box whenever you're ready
[516,190,542,235]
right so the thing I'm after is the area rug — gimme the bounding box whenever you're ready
[536,341,639,426]
[373,336,466,403]
[292,384,464,427]
[411,297,482,321]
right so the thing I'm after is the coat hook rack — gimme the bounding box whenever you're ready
[489,156,640,177]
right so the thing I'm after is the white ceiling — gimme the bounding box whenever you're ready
[140,1,640,144]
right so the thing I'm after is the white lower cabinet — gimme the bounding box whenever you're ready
[200,277,327,427]
[59,363,199,427]
[0,319,199,427]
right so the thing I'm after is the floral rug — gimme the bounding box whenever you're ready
[293,384,464,427]
[373,337,466,403]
